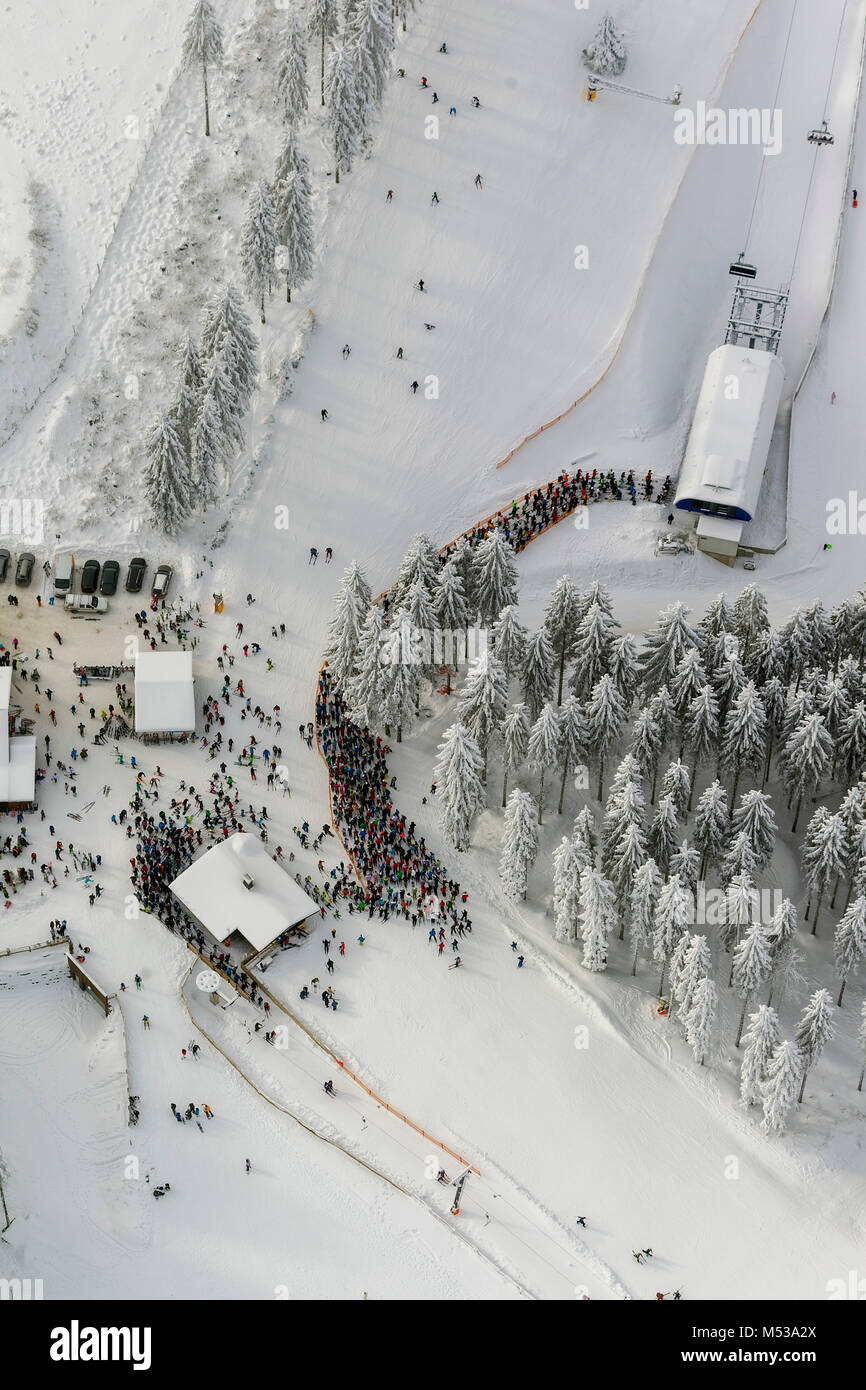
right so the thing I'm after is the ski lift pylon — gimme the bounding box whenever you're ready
[729,252,757,279]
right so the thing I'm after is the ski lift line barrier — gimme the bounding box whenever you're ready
[0,938,66,958]
[491,0,767,475]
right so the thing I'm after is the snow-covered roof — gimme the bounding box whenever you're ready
[0,734,36,805]
[170,833,318,953]
[0,667,11,715]
[675,345,785,523]
[134,652,195,733]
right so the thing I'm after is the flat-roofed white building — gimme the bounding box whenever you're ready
[0,666,36,810]
[134,651,195,735]
[170,833,318,955]
[674,344,785,563]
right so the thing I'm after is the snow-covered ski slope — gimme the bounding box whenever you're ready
[2,0,866,1301]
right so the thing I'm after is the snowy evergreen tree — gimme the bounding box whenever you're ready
[308,0,339,105]
[557,694,585,815]
[201,348,245,468]
[652,873,692,996]
[527,701,562,824]
[578,866,617,971]
[628,856,662,975]
[699,592,736,648]
[275,8,309,124]
[733,584,769,663]
[200,285,258,411]
[649,795,679,877]
[379,616,419,742]
[182,0,223,137]
[764,898,802,1010]
[452,536,478,637]
[573,805,598,863]
[543,576,580,703]
[144,411,193,534]
[609,819,648,924]
[760,1040,803,1134]
[694,778,729,879]
[189,381,223,509]
[747,626,786,688]
[500,789,539,900]
[521,627,556,722]
[173,334,205,460]
[433,723,485,851]
[683,684,720,807]
[802,808,848,936]
[793,989,835,1105]
[455,651,508,777]
[601,763,646,876]
[347,0,394,124]
[433,557,467,688]
[739,1005,781,1108]
[608,632,640,708]
[720,828,757,890]
[778,607,813,689]
[731,789,776,872]
[490,604,527,678]
[732,922,773,1046]
[660,759,690,822]
[833,896,866,1006]
[669,838,699,895]
[585,673,626,801]
[392,533,440,610]
[639,602,701,695]
[673,931,711,1020]
[720,681,766,804]
[628,704,663,802]
[473,530,519,627]
[240,180,277,323]
[684,976,718,1065]
[324,562,371,689]
[838,702,866,785]
[553,836,584,943]
[721,873,758,968]
[671,647,708,730]
[501,702,530,809]
[712,644,746,727]
[570,599,619,702]
[759,675,787,789]
[582,11,627,75]
[346,604,386,728]
[326,39,360,183]
[273,144,315,303]
[405,574,437,671]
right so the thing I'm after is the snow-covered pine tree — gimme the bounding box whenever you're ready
[182,0,224,137]
[308,0,338,105]
[764,898,802,1009]
[501,702,530,809]
[543,576,580,703]
[601,764,645,876]
[721,873,758,973]
[570,599,620,703]
[803,598,835,673]
[684,976,718,1065]
[433,556,467,689]
[433,723,485,851]
[660,759,690,822]
[392,533,440,610]
[200,285,258,411]
[379,609,420,740]
[452,536,478,644]
[455,651,508,778]
[760,1039,803,1134]
[553,836,584,942]
[347,0,394,125]
[802,807,848,936]
[683,684,720,808]
[608,632,640,709]
[521,627,556,722]
[699,592,736,646]
[326,39,360,183]
[834,896,866,1005]
[527,701,562,824]
[323,561,370,689]
[273,150,315,303]
[240,180,277,323]
[649,794,679,877]
[739,1005,781,1107]
[759,676,787,788]
[733,583,769,663]
[144,411,193,534]
[585,673,626,801]
[820,672,851,753]
[732,922,773,1046]
[573,805,598,862]
[731,789,776,872]
[652,872,692,996]
[405,574,437,672]
[671,647,708,736]
[628,856,662,975]
[669,838,699,895]
[609,819,648,926]
[720,681,766,804]
[578,865,617,971]
[473,530,519,627]
[490,604,527,678]
[500,788,539,900]
[778,607,814,691]
[202,348,244,465]
[694,778,729,879]
[557,694,585,815]
[173,334,205,460]
[639,602,701,695]
[628,704,663,803]
[747,626,786,688]
[793,989,835,1104]
[346,604,386,728]
[713,645,746,727]
[582,10,627,75]
[720,828,757,889]
[673,931,711,1020]
[275,7,309,124]
[189,381,223,509]
[838,702,866,786]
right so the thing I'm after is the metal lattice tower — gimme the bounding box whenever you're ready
[725,283,788,355]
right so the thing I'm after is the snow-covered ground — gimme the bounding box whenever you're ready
[1,0,865,1303]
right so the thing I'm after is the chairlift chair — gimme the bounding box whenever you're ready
[729,252,757,279]
[807,120,834,146]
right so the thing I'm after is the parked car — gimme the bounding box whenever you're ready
[0,549,10,581]
[125,556,147,593]
[80,559,101,594]
[15,552,35,586]
[65,594,108,615]
[100,560,120,595]
[54,553,74,593]
[151,563,173,598]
